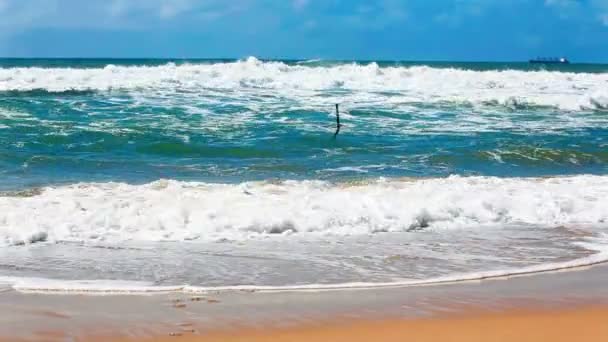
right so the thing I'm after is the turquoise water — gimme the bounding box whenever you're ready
[1,58,608,292]
[1,58,607,190]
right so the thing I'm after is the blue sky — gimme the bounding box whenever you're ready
[0,0,607,61]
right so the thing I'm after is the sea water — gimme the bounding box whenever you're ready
[0,57,607,293]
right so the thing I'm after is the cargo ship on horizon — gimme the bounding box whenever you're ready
[529,57,570,64]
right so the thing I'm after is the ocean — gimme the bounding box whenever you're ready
[0,57,607,293]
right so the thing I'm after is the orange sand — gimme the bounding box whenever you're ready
[101,306,608,342]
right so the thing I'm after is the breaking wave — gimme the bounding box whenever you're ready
[2,175,608,247]
[1,57,607,111]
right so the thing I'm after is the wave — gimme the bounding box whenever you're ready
[1,57,607,111]
[0,89,97,97]
[425,148,608,166]
[295,58,323,65]
[2,238,607,295]
[477,148,608,165]
[1,175,608,247]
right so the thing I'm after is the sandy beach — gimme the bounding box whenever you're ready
[111,306,608,342]
[3,263,608,341]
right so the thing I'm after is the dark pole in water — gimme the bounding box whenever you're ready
[333,104,342,138]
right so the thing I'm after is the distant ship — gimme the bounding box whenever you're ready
[529,57,570,64]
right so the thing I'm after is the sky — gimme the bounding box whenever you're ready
[0,0,607,62]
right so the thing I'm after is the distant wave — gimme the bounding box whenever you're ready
[1,57,607,111]
[0,89,97,97]
[295,58,323,65]
[2,175,608,246]
[442,147,608,166]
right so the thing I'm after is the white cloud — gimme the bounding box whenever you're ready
[292,0,309,11]
[303,19,317,30]
[107,0,198,20]
[434,12,461,27]
[159,0,197,19]
[591,0,608,26]
[545,0,576,6]
[454,0,489,16]
[338,0,407,30]
[0,0,56,30]
[0,0,251,36]
[432,0,494,28]
[546,0,608,25]
[544,0,581,17]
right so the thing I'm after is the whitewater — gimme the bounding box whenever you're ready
[1,58,608,294]
[1,57,608,111]
[2,175,608,246]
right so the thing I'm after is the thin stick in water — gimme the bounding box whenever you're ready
[334,104,342,137]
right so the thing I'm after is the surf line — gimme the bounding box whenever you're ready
[333,104,342,138]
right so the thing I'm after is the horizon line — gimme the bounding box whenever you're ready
[0,56,605,65]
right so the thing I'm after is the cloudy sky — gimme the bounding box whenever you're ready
[0,0,607,61]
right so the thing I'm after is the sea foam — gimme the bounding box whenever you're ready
[1,57,607,111]
[2,175,607,246]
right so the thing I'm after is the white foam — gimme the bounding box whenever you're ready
[1,58,607,111]
[1,175,608,246]
[0,276,181,294]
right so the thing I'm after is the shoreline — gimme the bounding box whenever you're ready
[3,261,608,341]
[3,250,608,295]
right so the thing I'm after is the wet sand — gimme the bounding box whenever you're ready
[2,263,608,341]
